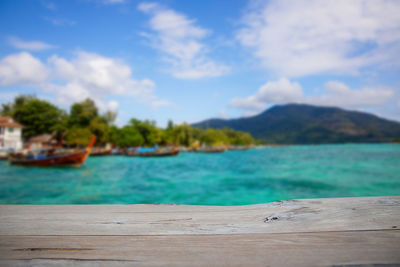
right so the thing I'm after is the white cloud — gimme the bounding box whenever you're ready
[0,51,170,112]
[0,52,49,86]
[230,78,395,112]
[7,36,56,51]
[230,96,266,111]
[47,51,168,109]
[308,81,394,108]
[237,0,400,77]
[107,100,119,111]
[138,2,229,79]
[230,78,303,111]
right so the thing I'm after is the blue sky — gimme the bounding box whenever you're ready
[0,0,399,127]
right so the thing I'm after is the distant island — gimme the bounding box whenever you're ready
[2,96,400,148]
[193,104,400,144]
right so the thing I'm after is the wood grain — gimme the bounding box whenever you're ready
[0,196,399,266]
[1,231,400,266]
[0,196,399,236]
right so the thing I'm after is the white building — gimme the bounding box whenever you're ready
[0,117,23,150]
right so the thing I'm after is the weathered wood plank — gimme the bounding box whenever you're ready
[1,197,399,266]
[1,231,399,266]
[0,197,400,235]
[0,197,399,235]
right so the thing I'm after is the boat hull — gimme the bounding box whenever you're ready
[10,150,89,167]
[196,148,226,153]
[90,150,112,156]
[126,150,179,157]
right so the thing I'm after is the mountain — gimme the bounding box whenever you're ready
[192,104,400,144]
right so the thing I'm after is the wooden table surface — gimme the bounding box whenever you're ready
[0,196,399,266]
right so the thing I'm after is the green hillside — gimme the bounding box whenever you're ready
[192,104,400,144]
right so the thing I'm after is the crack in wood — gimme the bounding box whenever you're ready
[264,216,279,223]
[155,218,193,222]
[3,258,140,262]
[13,248,94,252]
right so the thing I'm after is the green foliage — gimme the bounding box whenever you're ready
[222,128,254,145]
[0,95,36,116]
[65,127,93,146]
[167,120,174,130]
[199,129,229,146]
[10,96,66,138]
[67,99,113,146]
[69,98,98,127]
[0,103,12,116]
[107,118,254,148]
[89,117,109,144]
[111,125,144,147]
[103,111,117,124]
[165,123,193,146]
[2,95,255,147]
[129,119,162,146]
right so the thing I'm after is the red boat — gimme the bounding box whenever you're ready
[9,136,96,167]
[131,150,179,157]
[126,147,179,157]
[90,145,113,156]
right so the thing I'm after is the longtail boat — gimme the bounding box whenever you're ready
[195,147,226,153]
[90,145,113,156]
[126,147,179,157]
[112,147,126,155]
[9,136,96,167]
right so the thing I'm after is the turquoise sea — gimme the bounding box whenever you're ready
[1,144,399,205]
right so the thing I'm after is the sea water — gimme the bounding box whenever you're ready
[0,144,399,205]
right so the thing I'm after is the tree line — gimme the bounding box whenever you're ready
[1,95,255,147]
